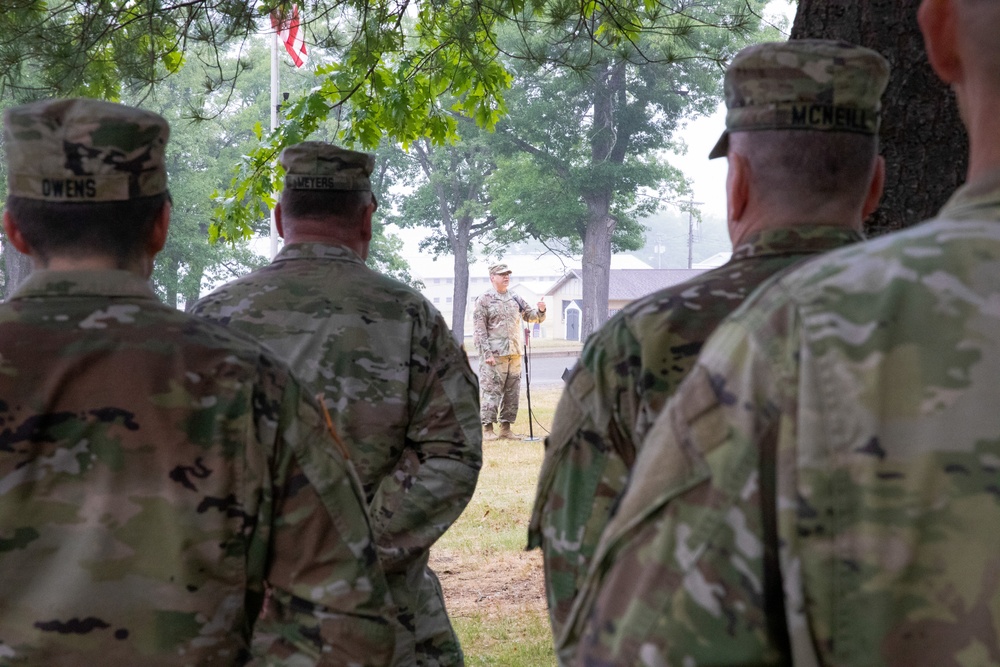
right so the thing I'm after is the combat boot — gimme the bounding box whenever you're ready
[498,422,521,440]
[483,423,499,441]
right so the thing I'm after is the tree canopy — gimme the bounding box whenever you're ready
[388,0,773,337]
[0,0,776,324]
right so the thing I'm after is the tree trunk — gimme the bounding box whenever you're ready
[792,0,967,235]
[451,219,471,344]
[182,264,205,312]
[580,206,614,340]
[2,239,32,298]
[579,61,626,339]
[163,256,179,309]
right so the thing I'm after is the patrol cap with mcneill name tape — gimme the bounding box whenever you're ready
[279,141,375,192]
[709,39,890,159]
[4,97,170,202]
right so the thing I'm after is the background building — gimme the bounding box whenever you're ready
[405,253,715,341]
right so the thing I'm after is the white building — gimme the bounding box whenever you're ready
[405,253,653,340]
[546,268,707,340]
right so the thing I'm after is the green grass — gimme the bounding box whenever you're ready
[454,612,557,667]
[433,386,564,667]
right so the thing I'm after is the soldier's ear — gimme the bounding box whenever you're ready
[360,200,374,243]
[146,199,171,257]
[726,151,750,224]
[274,202,286,239]
[2,210,32,256]
[862,155,886,220]
[919,0,962,84]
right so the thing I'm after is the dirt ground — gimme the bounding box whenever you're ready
[430,548,547,617]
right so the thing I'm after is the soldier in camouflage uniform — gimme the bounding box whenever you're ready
[0,99,394,665]
[472,263,546,440]
[573,3,1000,665]
[193,142,482,667]
[529,39,891,658]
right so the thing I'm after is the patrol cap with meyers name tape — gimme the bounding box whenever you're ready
[279,141,376,191]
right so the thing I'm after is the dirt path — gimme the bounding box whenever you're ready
[431,548,546,618]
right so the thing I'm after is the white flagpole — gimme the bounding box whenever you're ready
[269,30,280,259]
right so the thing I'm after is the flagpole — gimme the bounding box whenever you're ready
[269,31,280,259]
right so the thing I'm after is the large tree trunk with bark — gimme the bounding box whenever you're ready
[792,0,967,234]
[579,61,626,339]
[580,204,615,340]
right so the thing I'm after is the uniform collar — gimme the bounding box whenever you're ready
[274,241,364,263]
[730,225,865,262]
[10,269,159,301]
[937,167,1000,221]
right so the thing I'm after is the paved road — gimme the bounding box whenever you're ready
[471,354,578,389]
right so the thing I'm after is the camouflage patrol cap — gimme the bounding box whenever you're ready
[708,39,890,159]
[280,141,375,191]
[3,98,170,201]
[489,263,512,275]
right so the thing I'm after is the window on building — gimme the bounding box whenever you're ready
[434,297,440,303]
[446,297,452,303]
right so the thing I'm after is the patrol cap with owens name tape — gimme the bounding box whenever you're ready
[709,39,890,159]
[279,142,375,192]
[3,97,170,202]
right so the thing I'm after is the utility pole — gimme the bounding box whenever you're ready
[653,196,703,269]
[685,195,704,269]
[269,33,280,259]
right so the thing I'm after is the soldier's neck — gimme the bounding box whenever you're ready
[41,255,147,276]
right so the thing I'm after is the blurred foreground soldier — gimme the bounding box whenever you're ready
[473,264,546,440]
[574,3,1000,665]
[0,99,393,664]
[530,38,888,655]
[193,142,482,667]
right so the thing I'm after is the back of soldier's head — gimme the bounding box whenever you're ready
[712,39,890,209]
[278,142,376,224]
[3,98,170,267]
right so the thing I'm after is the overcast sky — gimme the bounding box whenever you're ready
[665,0,795,220]
[391,0,797,261]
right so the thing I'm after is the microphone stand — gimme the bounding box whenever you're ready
[523,327,541,441]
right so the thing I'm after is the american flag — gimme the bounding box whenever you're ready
[270,4,307,67]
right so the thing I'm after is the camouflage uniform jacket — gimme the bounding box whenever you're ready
[472,288,545,360]
[572,168,1000,667]
[0,269,394,666]
[193,243,482,664]
[528,226,863,647]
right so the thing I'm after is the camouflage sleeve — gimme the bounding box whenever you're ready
[513,292,546,324]
[251,368,396,666]
[569,299,797,666]
[527,322,639,639]
[472,295,492,360]
[368,307,483,574]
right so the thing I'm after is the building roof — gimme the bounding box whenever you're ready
[610,269,706,299]
[547,268,707,299]
[692,251,731,269]
[403,252,652,281]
